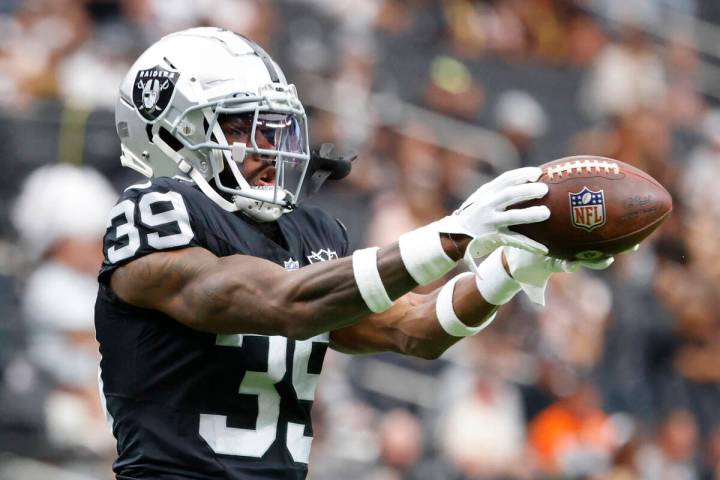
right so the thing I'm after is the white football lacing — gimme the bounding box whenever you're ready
[545,159,620,180]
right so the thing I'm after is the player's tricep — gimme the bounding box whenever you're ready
[111,248,298,334]
[110,247,220,310]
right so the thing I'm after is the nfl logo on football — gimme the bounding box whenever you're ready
[569,187,606,232]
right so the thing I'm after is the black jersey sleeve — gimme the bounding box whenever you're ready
[98,178,202,285]
[334,218,350,257]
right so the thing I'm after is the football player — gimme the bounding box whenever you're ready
[96,27,608,479]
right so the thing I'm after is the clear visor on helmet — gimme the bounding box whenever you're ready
[216,110,309,207]
[166,86,311,212]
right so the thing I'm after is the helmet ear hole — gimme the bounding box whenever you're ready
[158,127,184,152]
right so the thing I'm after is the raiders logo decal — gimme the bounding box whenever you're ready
[132,65,179,122]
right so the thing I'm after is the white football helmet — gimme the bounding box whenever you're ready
[115,27,310,221]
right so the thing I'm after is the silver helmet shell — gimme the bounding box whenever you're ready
[115,27,310,221]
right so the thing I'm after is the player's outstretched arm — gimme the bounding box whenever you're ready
[110,237,462,339]
[329,266,500,359]
[329,245,616,359]
[111,167,550,340]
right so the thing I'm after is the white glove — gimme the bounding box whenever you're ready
[434,167,551,259]
[504,247,615,305]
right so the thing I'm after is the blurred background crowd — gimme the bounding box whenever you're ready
[0,0,719,479]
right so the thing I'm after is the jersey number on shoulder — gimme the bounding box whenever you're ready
[199,335,324,464]
[107,191,194,263]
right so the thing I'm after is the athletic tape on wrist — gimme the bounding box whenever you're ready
[475,248,522,305]
[436,272,493,337]
[399,227,457,285]
[352,247,394,313]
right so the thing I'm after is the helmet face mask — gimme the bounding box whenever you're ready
[115,28,311,221]
[173,87,311,219]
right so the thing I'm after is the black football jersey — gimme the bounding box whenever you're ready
[95,177,348,480]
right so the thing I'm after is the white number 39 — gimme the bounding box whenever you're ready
[107,191,194,263]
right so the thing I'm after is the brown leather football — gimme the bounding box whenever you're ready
[509,156,673,260]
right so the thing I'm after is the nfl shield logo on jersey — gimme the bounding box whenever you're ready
[283,258,300,271]
[569,187,606,232]
[132,65,179,122]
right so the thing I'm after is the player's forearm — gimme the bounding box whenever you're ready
[275,238,472,338]
[275,244,416,338]
[281,235,474,338]
[330,277,499,359]
[389,276,499,359]
[194,238,467,339]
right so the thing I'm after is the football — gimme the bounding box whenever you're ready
[509,156,673,260]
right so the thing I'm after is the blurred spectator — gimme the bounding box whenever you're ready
[439,372,530,479]
[683,110,720,218]
[325,40,377,151]
[12,164,117,459]
[374,409,425,479]
[703,424,720,480]
[367,124,446,248]
[636,409,699,480]
[441,0,528,58]
[437,146,494,208]
[593,0,662,30]
[0,0,90,108]
[580,26,666,120]
[566,12,608,67]
[493,89,548,166]
[600,435,642,480]
[57,24,141,110]
[672,282,720,384]
[424,55,485,121]
[529,381,618,477]
[514,0,581,62]
[373,0,413,37]
[121,0,276,45]
[540,270,613,370]
[663,33,703,128]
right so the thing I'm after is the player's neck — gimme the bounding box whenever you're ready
[239,212,289,251]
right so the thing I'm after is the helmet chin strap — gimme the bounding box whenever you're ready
[225,140,291,222]
[233,186,291,222]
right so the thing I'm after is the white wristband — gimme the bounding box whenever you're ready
[352,247,394,313]
[475,248,522,305]
[399,226,457,285]
[436,272,494,337]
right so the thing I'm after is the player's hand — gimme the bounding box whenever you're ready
[434,167,551,259]
[504,246,615,305]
